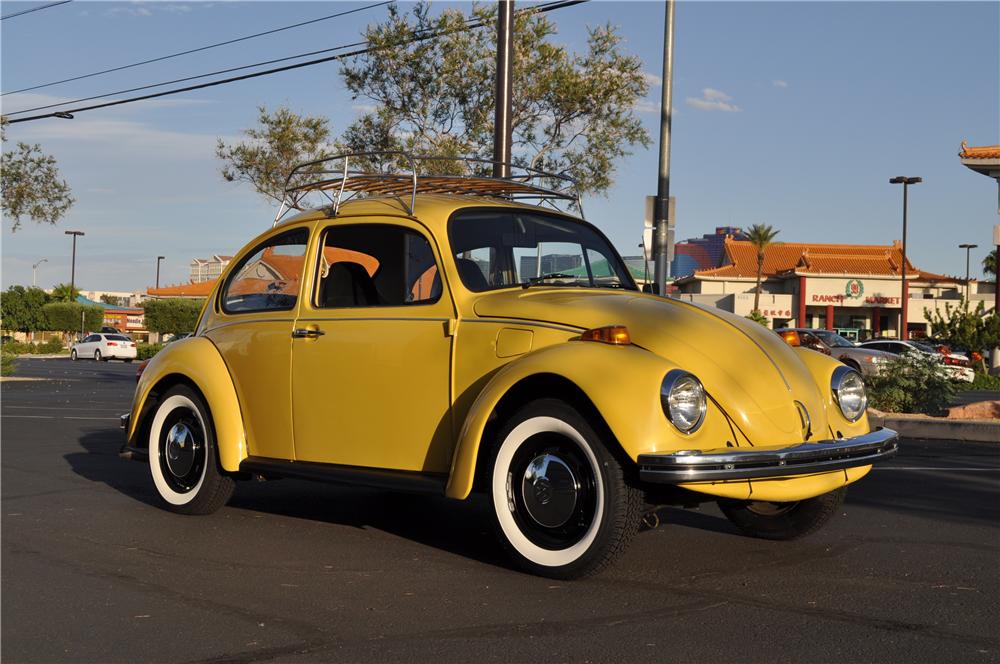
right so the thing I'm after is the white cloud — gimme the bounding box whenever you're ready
[634,100,659,114]
[642,72,662,87]
[685,88,742,112]
[773,80,789,88]
[108,6,152,17]
[352,104,378,114]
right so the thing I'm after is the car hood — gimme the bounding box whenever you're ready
[473,288,828,441]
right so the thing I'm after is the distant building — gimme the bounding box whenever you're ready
[189,255,233,283]
[674,238,995,340]
[670,226,747,278]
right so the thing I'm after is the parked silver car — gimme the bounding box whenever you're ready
[70,333,137,362]
[777,328,895,377]
[858,339,974,382]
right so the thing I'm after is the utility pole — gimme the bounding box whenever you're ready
[889,177,920,339]
[652,0,676,296]
[156,255,165,289]
[64,230,84,301]
[492,0,514,179]
[32,258,47,287]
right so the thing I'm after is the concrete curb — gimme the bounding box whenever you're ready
[868,410,1000,443]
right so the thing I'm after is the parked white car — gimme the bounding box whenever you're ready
[71,333,137,362]
[858,339,974,382]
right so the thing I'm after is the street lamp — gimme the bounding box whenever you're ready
[156,256,165,289]
[64,230,85,301]
[889,176,922,339]
[32,258,48,287]
[959,243,978,301]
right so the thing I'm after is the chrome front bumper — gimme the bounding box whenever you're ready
[638,427,898,483]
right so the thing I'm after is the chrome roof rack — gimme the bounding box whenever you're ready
[272,151,583,226]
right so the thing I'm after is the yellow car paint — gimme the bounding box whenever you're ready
[128,194,883,506]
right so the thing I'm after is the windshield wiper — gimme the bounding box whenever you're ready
[522,272,582,288]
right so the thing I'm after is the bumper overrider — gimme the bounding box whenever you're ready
[638,427,898,483]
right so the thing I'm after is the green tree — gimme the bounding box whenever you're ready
[218,2,650,202]
[216,106,333,208]
[143,298,205,335]
[984,249,996,279]
[0,285,51,333]
[745,310,769,327]
[1,119,75,232]
[745,223,780,314]
[924,297,1000,371]
[50,282,80,303]
[42,302,104,336]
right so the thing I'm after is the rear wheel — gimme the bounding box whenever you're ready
[148,385,234,515]
[488,399,642,579]
[717,488,846,540]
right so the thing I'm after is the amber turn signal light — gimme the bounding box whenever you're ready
[580,325,631,345]
[779,330,801,347]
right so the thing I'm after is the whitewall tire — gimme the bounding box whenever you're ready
[148,385,234,515]
[489,399,642,579]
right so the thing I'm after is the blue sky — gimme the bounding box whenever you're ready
[1,1,997,292]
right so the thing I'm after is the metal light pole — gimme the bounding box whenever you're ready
[889,177,921,339]
[64,230,84,301]
[652,0,676,296]
[32,258,48,287]
[156,256,165,289]
[492,0,514,179]
[959,243,978,301]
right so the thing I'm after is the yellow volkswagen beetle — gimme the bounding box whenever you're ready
[121,155,898,579]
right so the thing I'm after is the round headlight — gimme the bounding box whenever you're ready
[832,365,867,422]
[661,370,707,433]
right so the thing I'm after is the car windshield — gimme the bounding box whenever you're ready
[448,208,636,292]
[813,331,854,348]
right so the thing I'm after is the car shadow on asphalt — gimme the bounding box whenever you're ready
[66,428,161,508]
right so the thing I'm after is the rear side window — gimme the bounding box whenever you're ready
[107,335,131,341]
[315,224,441,308]
[222,229,309,314]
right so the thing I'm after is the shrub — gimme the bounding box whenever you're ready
[956,371,1000,392]
[745,310,769,327]
[39,337,65,353]
[143,299,204,335]
[1,349,15,376]
[137,343,164,360]
[41,302,104,334]
[864,353,956,415]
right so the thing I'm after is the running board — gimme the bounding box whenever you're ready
[239,457,448,495]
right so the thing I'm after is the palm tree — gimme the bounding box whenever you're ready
[745,223,780,314]
[50,283,79,302]
[984,249,997,279]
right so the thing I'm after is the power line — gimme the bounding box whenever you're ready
[0,0,71,21]
[1,1,390,96]
[3,0,587,125]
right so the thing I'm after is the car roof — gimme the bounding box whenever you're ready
[277,194,584,239]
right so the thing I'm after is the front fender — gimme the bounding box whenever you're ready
[446,341,735,499]
[127,337,247,472]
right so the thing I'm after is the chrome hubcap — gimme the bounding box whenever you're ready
[521,453,579,528]
[165,422,199,478]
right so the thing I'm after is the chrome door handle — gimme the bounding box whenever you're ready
[291,328,325,339]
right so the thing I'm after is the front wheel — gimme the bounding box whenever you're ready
[488,399,643,579]
[70,349,78,361]
[94,349,102,361]
[717,487,846,540]
[148,384,234,515]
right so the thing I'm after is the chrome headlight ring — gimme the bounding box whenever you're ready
[831,365,867,422]
[660,370,707,434]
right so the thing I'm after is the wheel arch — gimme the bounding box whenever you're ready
[446,341,674,500]
[126,337,247,472]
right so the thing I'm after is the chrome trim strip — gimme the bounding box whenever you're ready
[463,318,584,333]
[293,316,450,323]
[637,427,899,483]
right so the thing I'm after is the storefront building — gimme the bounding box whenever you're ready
[674,238,996,340]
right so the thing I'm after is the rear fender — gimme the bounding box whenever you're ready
[127,337,246,472]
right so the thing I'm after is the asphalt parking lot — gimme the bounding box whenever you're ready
[2,357,999,663]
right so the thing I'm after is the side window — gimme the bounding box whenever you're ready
[222,229,309,314]
[316,224,441,308]
[84,335,98,343]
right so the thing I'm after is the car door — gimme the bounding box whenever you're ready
[290,219,455,472]
[202,227,310,461]
[78,334,98,357]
